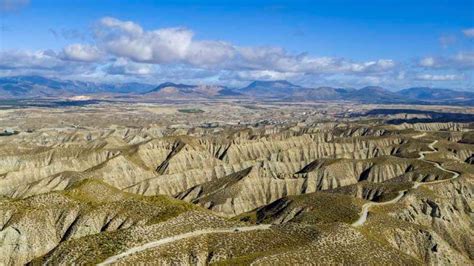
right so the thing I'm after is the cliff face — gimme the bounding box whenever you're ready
[0,121,473,265]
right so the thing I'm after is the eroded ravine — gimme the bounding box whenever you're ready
[352,134,461,227]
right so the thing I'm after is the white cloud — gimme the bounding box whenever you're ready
[187,40,235,66]
[455,52,474,64]
[349,59,395,73]
[419,57,436,67]
[419,52,474,70]
[96,18,219,64]
[232,70,302,81]
[462,28,474,38]
[105,58,154,75]
[362,76,383,84]
[0,49,64,69]
[0,49,100,79]
[99,17,143,36]
[88,17,396,76]
[100,27,194,63]
[61,44,103,62]
[233,46,394,74]
[416,74,463,81]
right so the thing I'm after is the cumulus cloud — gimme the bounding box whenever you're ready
[61,44,103,62]
[95,18,236,66]
[187,40,235,66]
[0,49,99,79]
[87,17,397,77]
[96,18,192,63]
[462,28,474,38]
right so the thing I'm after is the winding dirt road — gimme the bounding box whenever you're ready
[97,224,271,265]
[352,133,460,227]
[351,190,407,227]
[413,140,460,188]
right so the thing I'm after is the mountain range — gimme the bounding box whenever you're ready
[0,76,155,98]
[1,76,473,105]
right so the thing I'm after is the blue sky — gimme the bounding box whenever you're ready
[1,0,473,89]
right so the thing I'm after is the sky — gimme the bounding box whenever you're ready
[0,0,473,90]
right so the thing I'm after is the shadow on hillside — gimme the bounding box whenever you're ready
[353,109,474,124]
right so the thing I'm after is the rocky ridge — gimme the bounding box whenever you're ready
[0,121,472,264]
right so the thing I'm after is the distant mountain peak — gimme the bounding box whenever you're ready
[145,82,196,94]
[239,80,302,97]
[156,82,195,89]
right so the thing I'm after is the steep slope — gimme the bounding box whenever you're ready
[0,179,198,265]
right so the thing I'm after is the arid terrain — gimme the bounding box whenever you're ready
[0,100,472,265]
[2,0,473,264]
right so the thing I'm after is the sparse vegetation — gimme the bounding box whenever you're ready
[0,102,472,265]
